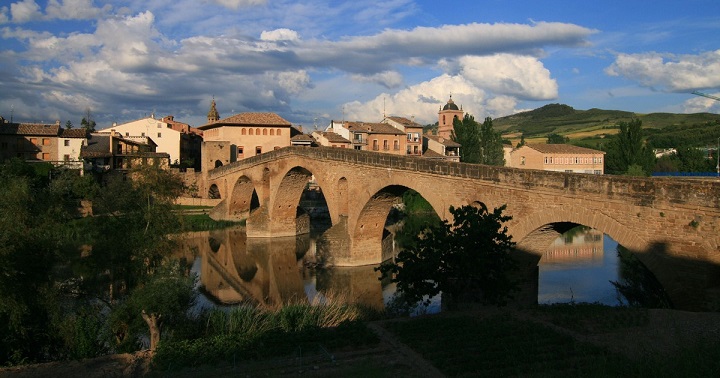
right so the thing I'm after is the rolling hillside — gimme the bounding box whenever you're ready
[494,104,720,148]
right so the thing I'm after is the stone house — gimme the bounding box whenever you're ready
[198,100,292,171]
[507,144,605,174]
[328,121,407,155]
[382,116,424,156]
[81,131,169,172]
[99,115,201,169]
[423,134,461,162]
[311,130,351,148]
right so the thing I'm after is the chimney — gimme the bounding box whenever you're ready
[55,120,60,126]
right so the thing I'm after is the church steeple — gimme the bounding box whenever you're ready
[438,94,464,139]
[207,97,219,123]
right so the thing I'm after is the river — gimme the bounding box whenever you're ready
[176,225,629,314]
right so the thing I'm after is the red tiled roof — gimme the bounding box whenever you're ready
[345,121,404,135]
[526,144,605,154]
[318,131,350,143]
[0,123,60,136]
[199,112,291,129]
[60,128,89,138]
[386,116,422,128]
[425,134,461,147]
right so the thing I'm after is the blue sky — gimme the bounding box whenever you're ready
[1,0,719,129]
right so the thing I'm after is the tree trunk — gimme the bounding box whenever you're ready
[141,310,161,352]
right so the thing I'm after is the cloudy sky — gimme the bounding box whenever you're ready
[1,0,720,129]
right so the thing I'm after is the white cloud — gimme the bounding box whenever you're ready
[343,74,489,124]
[683,94,720,113]
[458,54,558,100]
[260,28,300,42]
[605,50,720,92]
[209,0,267,10]
[0,7,9,24]
[45,0,109,20]
[10,0,42,23]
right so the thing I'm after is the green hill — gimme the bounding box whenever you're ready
[494,104,720,148]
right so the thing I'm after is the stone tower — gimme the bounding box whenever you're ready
[207,98,220,124]
[437,95,464,139]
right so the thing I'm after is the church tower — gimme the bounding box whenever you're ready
[207,98,220,124]
[437,95,464,139]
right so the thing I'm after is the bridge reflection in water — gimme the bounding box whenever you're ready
[538,228,623,305]
[176,227,385,310]
[177,226,628,310]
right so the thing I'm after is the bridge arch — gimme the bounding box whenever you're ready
[351,185,441,266]
[229,175,260,219]
[510,206,679,306]
[208,183,221,199]
[270,166,316,235]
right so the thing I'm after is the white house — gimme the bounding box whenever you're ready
[57,128,88,169]
[99,116,184,164]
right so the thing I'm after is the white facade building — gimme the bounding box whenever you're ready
[99,117,183,164]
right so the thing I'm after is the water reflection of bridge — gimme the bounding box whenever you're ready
[176,228,383,309]
[541,228,604,266]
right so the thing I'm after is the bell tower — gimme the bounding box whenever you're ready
[207,97,220,124]
[437,95,464,139]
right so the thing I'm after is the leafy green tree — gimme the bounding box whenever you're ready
[605,119,655,175]
[479,117,505,166]
[110,262,195,352]
[377,203,517,309]
[65,120,73,129]
[80,108,96,132]
[546,133,568,144]
[451,114,482,163]
[516,134,526,148]
[394,190,441,250]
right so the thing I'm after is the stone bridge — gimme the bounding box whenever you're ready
[203,147,720,310]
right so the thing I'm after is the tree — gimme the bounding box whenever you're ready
[546,133,568,144]
[65,120,73,129]
[377,203,517,309]
[479,117,505,166]
[111,262,195,352]
[605,119,655,175]
[451,114,482,163]
[80,108,96,132]
[516,134,526,148]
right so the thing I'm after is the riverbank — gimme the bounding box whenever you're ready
[2,305,719,377]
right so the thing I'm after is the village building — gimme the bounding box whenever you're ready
[81,131,170,172]
[311,130,351,148]
[327,121,406,155]
[437,95,464,140]
[507,144,605,174]
[382,116,423,156]
[423,134,461,162]
[198,99,292,171]
[98,114,201,170]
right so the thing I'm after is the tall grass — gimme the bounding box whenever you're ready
[153,294,379,370]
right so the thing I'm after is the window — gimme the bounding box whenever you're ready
[373,140,379,151]
[125,132,129,136]
[241,128,246,135]
[238,147,244,155]
[42,153,50,160]
[354,145,362,150]
[270,129,275,135]
[43,138,50,145]
[394,140,399,150]
[594,170,602,174]
[255,128,260,135]
[157,133,162,138]
[141,132,145,137]
[249,128,253,135]
[255,146,262,155]
[263,129,267,135]
[277,129,281,135]
[63,154,70,161]
[521,156,526,165]
[64,140,70,146]
[383,140,389,150]
[30,138,37,145]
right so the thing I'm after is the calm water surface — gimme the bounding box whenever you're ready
[179,226,624,313]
